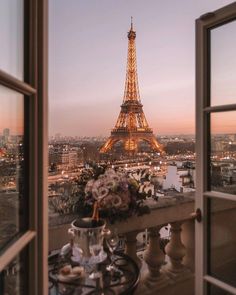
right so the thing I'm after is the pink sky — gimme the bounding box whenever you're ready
[49,0,235,137]
[2,1,235,136]
[0,86,24,135]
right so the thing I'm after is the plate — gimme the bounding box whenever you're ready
[71,249,107,265]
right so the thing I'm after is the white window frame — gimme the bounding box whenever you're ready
[196,2,236,295]
[0,0,48,294]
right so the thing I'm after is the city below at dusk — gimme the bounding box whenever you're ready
[1,1,236,294]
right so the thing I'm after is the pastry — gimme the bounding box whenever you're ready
[72,266,84,276]
[60,265,72,275]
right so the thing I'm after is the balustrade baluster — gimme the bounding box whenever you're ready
[182,220,195,272]
[142,226,170,289]
[164,221,192,280]
[124,230,142,268]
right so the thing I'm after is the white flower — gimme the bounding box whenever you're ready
[98,174,106,181]
[85,179,95,194]
[84,168,133,211]
[104,168,116,176]
[104,179,116,190]
[91,187,99,199]
[97,186,109,199]
[111,194,122,208]
[99,194,113,209]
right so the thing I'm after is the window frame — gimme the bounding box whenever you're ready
[196,2,236,295]
[0,0,48,294]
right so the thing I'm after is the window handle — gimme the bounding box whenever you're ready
[190,208,202,222]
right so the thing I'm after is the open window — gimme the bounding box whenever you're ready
[0,1,48,294]
[196,2,236,294]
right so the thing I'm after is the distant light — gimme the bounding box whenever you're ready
[125,163,128,167]
[160,161,162,164]
[149,161,152,165]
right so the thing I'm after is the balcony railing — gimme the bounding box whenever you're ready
[108,194,195,295]
[49,193,195,294]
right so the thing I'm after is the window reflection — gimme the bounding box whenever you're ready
[208,197,236,288]
[208,283,233,295]
[0,248,28,295]
[210,111,236,194]
[0,86,26,250]
[211,20,236,106]
[0,0,24,79]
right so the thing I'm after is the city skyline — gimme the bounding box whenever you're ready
[49,0,234,137]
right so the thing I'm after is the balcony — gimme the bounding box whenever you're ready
[48,193,236,294]
[49,193,194,294]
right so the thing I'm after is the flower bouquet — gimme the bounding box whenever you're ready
[75,164,151,224]
[49,163,153,224]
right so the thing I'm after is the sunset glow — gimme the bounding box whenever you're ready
[48,0,235,137]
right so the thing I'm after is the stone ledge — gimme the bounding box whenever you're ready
[109,194,194,234]
[134,274,194,295]
[49,194,194,251]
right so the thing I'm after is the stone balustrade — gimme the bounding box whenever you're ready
[133,220,194,295]
[49,193,195,295]
[110,194,195,295]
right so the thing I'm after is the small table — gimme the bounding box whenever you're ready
[48,250,140,295]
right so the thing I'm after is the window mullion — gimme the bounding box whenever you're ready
[0,69,36,95]
[204,275,236,294]
[204,191,236,201]
[0,231,36,271]
[204,104,236,113]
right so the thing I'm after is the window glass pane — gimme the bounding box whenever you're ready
[207,283,233,295]
[0,0,24,79]
[210,112,236,194]
[211,20,236,106]
[208,197,236,288]
[0,248,28,295]
[0,86,27,250]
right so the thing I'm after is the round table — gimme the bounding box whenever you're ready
[48,250,140,295]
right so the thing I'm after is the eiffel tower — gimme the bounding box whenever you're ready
[100,19,163,154]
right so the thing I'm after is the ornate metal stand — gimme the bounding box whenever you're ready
[48,250,139,295]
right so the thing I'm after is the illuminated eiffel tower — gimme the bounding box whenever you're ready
[100,19,163,154]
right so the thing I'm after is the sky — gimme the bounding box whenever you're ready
[48,0,235,137]
[0,0,235,136]
[0,0,24,135]
[211,20,236,106]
